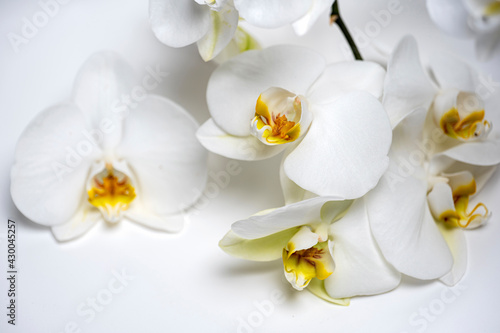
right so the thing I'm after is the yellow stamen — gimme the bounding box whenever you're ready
[282,241,334,289]
[87,165,136,222]
[439,108,490,140]
[439,178,489,228]
[252,94,301,145]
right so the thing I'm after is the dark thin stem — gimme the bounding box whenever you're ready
[330,1,363,60]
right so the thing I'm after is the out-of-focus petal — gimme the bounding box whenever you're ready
[234,0,312,28]
[150,0,210,47]
[197,5,239,61]
[116,95,208,222]
[11,104,97,226]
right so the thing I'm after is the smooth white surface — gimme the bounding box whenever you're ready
[0,0,499,332]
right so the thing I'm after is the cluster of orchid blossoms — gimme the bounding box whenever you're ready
[149,0,335,61]
[10,0,500,305]
[215,36,500,304]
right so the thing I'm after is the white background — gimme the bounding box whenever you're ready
[1,0,500,332]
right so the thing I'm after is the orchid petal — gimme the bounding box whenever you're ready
[125,211,185,233]
[219,228,299,261]
[234,0,312,29]
[115,95,208,224]
[437,223,468,286]
[292,0,334,36]
[11,104,97,226]
[325,199,401,298]
[197,118,285,160]
[476,30,500,61]
[51,204,101,241]
[307,61,386,106]
[383,36,438,128]
[307,279,350,305]
[149,0,210,47]
[426,0,475,38]
[231,196,347,239]
[72,51,137,153]
[287,226,319,253]
[432,139,500,166]
[279,146,318,205]
[429,52,478,91]
[365,109,453,280]
[427,182,456,221]
[284,92,391,199]
[197,5,239,61]
[207,45,325,136]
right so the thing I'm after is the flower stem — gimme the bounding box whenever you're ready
[330,1,363,61]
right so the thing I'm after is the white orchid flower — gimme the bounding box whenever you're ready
[383,36,500,165]
[197,45,392,199]
[149,0,334,61]
[220,197,401,304]
[426,0,500,60]
[366,49,500,285]
[10,52,208,241]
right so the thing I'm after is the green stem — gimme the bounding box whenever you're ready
[330,1,363,61]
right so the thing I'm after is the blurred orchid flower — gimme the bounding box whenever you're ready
[219,197,401,304]
[11,52,208,241]
[197,45,392,199]
[366,36,500,285]
[383,36,500,165]
[149,0,334,61]
[426,0,500,60]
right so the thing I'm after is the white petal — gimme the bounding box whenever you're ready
[125,211,185,233]
[432,139,500,166]
[234,0,312,28]
[475,30,500,61]
[307,61,386,106]
[383,36,438,128]
[279,146,318,205]
[429,156,498,193]
[429,52,478,91]
[437,224,468,286]
[11,104,97,226]
[231,196,348,239]
[287,225,319,252]
[324,199,401,298]
[207,45,326,136]
[115,95,208,220]
[366,168,454,279]
[292,0,333,36]
[307,279,350,305]
[197,5,239,61]
[365,107,453,279]
[149,0,210,47]
[219,228,298,261]
[51,204,101,241]
[196,118,285,160]
[72,51,137,153]
[284,92,392,199]
[426,0,475,38]
[428,182,456,221]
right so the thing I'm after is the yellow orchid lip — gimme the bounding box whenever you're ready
[87,164,136,223]
[439,178,489,229]
[251,87,310,145]
[282,241,334,290]
[485,1,500,16]
[439,108,491,140]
